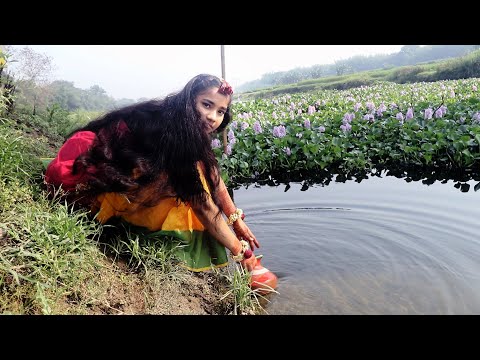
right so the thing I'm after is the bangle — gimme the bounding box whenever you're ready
[230,240,253,262]
[226,208,243,226]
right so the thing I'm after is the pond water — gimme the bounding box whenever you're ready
[232,173,480,314]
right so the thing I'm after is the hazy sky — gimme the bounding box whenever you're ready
[7,45,405,100]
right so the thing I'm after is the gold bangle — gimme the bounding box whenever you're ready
[226,208,243,226]
[230,240,249,262]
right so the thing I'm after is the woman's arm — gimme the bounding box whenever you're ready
[216,177,260,250]
[190,194,257,271]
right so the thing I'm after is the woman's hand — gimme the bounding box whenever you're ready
[233,218,260,250]
[240,254,257,272]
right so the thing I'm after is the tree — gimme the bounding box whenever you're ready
[7,46,56,114]
[335,61,353,76]
[8,46,55,84]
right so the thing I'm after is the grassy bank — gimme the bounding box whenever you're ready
[0,116,266,315]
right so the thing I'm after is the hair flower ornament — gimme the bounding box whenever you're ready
[218,79,234,95]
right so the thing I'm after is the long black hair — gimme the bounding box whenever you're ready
[69,74,232,208]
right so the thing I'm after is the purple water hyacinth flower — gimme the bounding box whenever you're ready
[284,147,291,156]
[472,112,480,123]
[340,123,352,132]
[258,111,264,117]
[390,103,398,110]
[346,96,355,102]
[297,109,303,115]
[396,112,404,121]
[304,119,311,129]
[253,121,263,134]
[273,125,287,138]
[290,102,296,110]
[354,102,362,112]
[473,85,477,91]
[343,113,355,123]
[229,137,237,146]
[434,108,444,118]
[318,126,326,133]
[424,108,433,120]
[226,144,232,156]
[272,111,278,120]
[230,121,238,130]
[211,138,221,149]
[241,121,249,130]
[363,114,373,121]
[366,101,375,111]
[227,129,235,142]
[376,103,387,117]
[406,108,414,120]
[450,90,455,98]
[308,105,316,115]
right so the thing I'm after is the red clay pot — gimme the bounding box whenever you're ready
[250,256,278,295]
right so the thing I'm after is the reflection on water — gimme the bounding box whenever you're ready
[232,172,480,314]
[240,166,480,194]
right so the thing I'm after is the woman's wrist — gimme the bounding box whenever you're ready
[226,208,244,226]
[231,240,242,256]
[230,239,252,262]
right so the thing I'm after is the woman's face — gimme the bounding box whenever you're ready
[195,86,230,133]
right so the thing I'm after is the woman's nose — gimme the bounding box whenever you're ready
[206,111,216,121]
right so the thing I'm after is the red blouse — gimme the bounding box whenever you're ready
[44,131,96,191]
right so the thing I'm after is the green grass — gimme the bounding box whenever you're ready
[219,263,272,315]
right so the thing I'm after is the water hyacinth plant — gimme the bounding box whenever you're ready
[212,78,480,186]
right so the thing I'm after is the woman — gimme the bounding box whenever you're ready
[44,74,258,272]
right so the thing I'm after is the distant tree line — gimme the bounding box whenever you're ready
[47,81,139,111]
[235,49,480,100]
[236,45,480,93]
